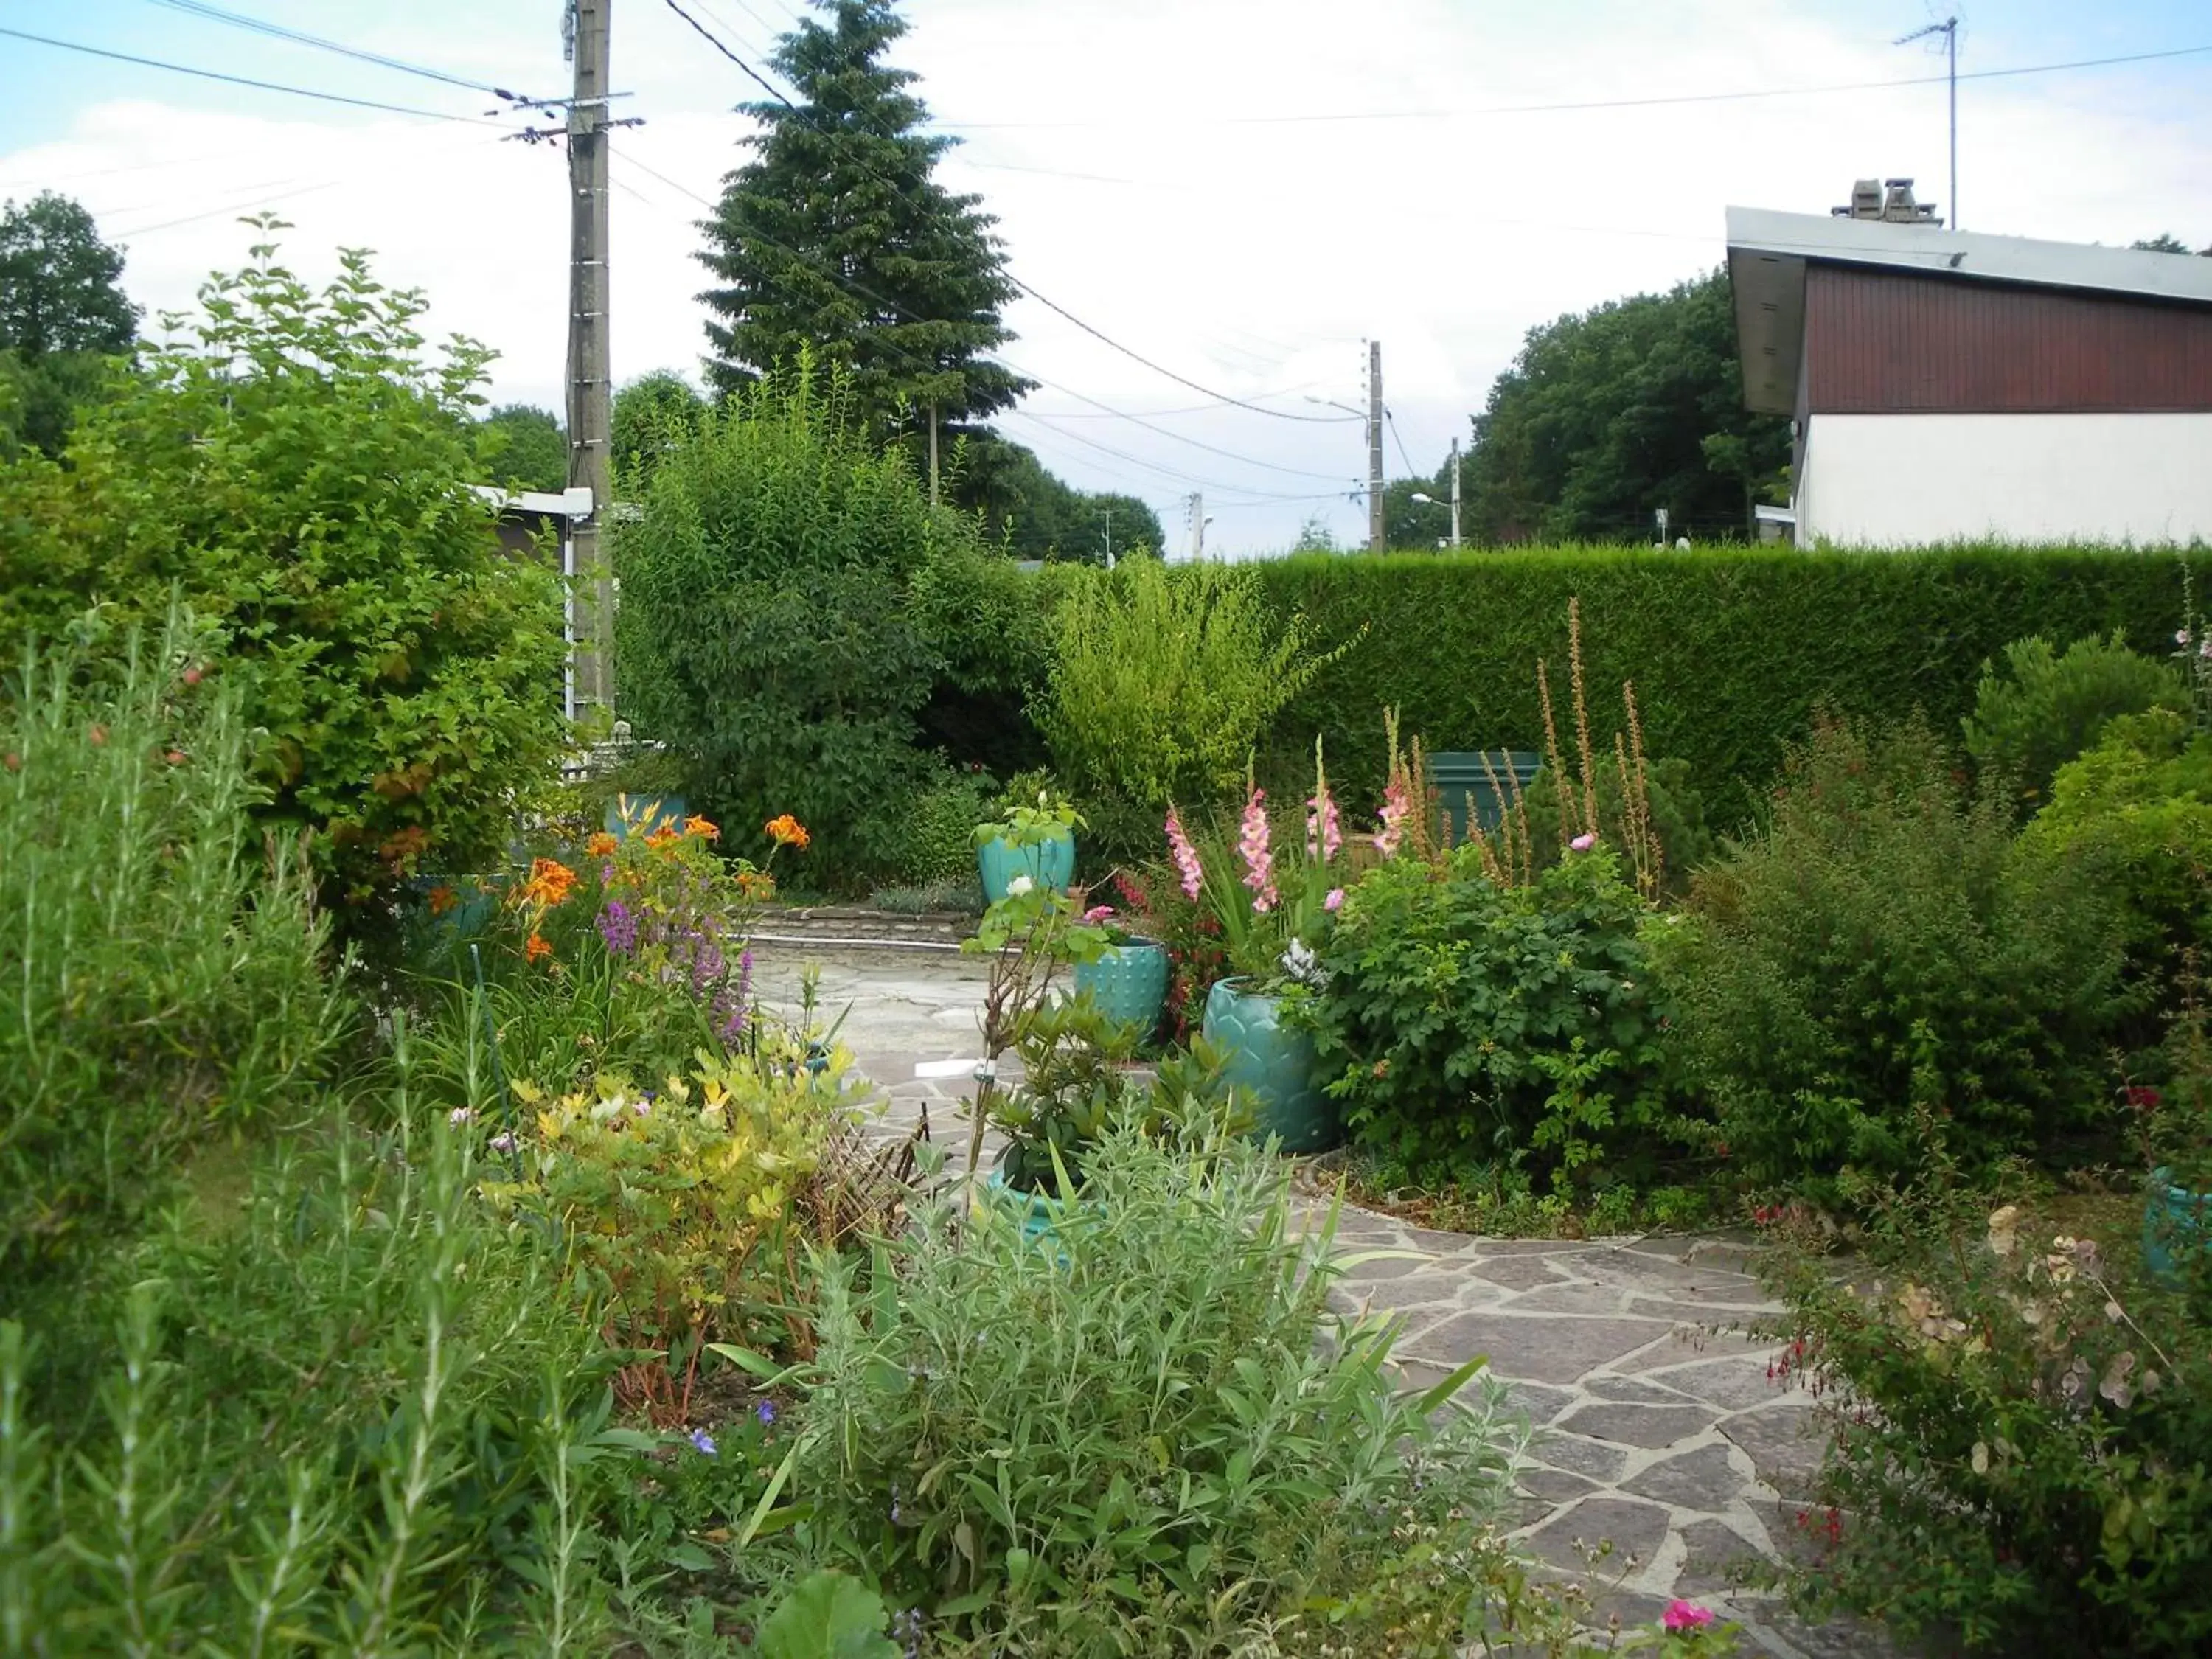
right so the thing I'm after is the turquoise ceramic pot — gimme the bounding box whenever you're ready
[977,828,1076,902]
[1073,938,1170,1039]
[2144,1167,2211,1287]
[1201,977,1340,1155]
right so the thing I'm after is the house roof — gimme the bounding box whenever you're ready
[1725,206,2212,414]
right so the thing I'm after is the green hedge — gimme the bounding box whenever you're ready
[1250,544,2205,827]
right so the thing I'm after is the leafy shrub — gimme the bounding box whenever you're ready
[1040,557,1346,858]
[0,229,568,908]
[1304,845,1681,1189]
[1759,1170,2212,1655]
[1251,546,2202,818]
[1517,754,1714,895]
[0,623,347,1278]
[1662,715,2130,1196]
[1,1103,645,1652]
[2017,709,2212,992]
[1963,632,2187,810]
[782,1122,1523,1654]
[612,369,967,890]
[899,765,995,886]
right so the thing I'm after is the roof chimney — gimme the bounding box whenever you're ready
[1831,177,1941,225]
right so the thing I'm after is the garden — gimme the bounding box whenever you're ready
[2,227,2209,1658]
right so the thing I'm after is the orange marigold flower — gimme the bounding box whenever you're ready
[524,931,553,964]
[765,813,810,850]
[427,883,459,917]
[684,813,720,841]
[586,832,619,858]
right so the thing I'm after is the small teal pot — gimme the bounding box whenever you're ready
[977,827,1076,903]
[1201,977,1340,1155]
[2144,1167,2211,1287]
[1074,938,1170,1040]
[983,1169,1084,1260]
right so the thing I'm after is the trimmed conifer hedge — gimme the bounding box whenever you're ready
[1248,543,2205,826]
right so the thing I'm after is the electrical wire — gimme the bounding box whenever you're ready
[655,1,1357,424]
[142,0,560,106]
[0,25,519,125]
[1383,406,1422,479]
[936,41,2212,128]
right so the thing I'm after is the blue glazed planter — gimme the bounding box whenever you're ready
[977,828,1076,903]
[1201,977,1340,1155]
[1074,938,1170,1039]
[2144,1167,2211,1286]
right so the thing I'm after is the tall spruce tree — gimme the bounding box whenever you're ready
[697,0,1029,434]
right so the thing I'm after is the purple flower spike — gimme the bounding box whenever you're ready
[756,1399,777,1427]
[687,1428,717,1456]
[596,897,637,955]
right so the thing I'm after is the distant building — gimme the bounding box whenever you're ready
[1726,198,2212,546]
[474,484,595,723]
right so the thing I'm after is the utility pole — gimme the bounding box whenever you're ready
[1898,15,1959,229]
[1187,492,1206,561]
[1448,437,1463,549]
[1101,506,1113,569]
[566,0,613,709]
[1366,340,1384,554]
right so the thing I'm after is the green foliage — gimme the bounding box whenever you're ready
[697,0,1029,431]
[1662,716,2131,1195]
[1304,846,1682,1189]
[947,433,1162,565]
[1249,543,2203,827]
[1041,558,1345,855]
[895,766,995,885]
[755,1571,901,1659]
[0,228,568,908]
[612,369,962,888]
[1517,754,1714,896]
[2016,710,2212,1001]
[1759,1173,2212,1655]
[1460,269,1789,543]
[1,1102,644,1652]
[0,191,138,459]
[476,402,568,493]
[612,368,709,490]
[785,1123,1523,1653]
[1964,632,2187,810]
[0,622,346,1279]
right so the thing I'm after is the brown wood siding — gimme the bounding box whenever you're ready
[1804,263,2212,414]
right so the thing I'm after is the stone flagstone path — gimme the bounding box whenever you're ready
[753,940,1902,1658]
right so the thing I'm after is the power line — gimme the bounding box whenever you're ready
[1383,406,1421,479]
[655,1,1357,425]
[935,40,2212,128]
[608,145,1359,488]
[142,0,559,106]
[0,25,519,125]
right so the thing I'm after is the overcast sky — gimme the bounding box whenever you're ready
[3,0,2208,552]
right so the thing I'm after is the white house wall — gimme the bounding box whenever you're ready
[1797,413,2212,546]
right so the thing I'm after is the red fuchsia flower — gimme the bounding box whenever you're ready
[2125,1085,2162,1110]
[1324,887,1345,911]
[1662,1600,1714,1632]
[1164,805,1205,901]
[1373,775,1411,858]
[1239,787,1278,914]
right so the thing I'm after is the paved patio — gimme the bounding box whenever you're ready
[752,939,1901,1658]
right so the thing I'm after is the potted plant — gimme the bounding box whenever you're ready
[1070,893,1172,1042]
[2139,973,2212,1287]
[975,772,1079,904]
[1169,743,1354,1155]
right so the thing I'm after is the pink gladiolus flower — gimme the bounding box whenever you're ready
[1324,887,1345,911]
[1307,785,1343,864]
[1081,905,1115,925]
[1569,832,1597,852]
[1239,787,1278,914]
[1165,806,1205,901]
[1373,776,1411,858]
[1662,1600,1714,1632]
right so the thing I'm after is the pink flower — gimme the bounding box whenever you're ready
[1324,887,1345,911]
[1373,775,1411,858]
[1081,905,1115,925]
[1569,832,1597,852]
[1662,1600,1714,1632]
[1239,787,1278,914]
[1306,785,1343,866]
[1165,806,1205,901]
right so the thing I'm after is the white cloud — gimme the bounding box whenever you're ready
[3,0,2207,552]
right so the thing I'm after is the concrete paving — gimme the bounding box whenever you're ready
[750,939,1901,1658]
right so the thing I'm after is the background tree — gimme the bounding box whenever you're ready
[697,0,1029,436]
[1460,269,1790,544]
[474,402,567,493]
[0,192,139,458]
[950,435,1160,563]
[612,368,709,490]
[2132,234,2211,256]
